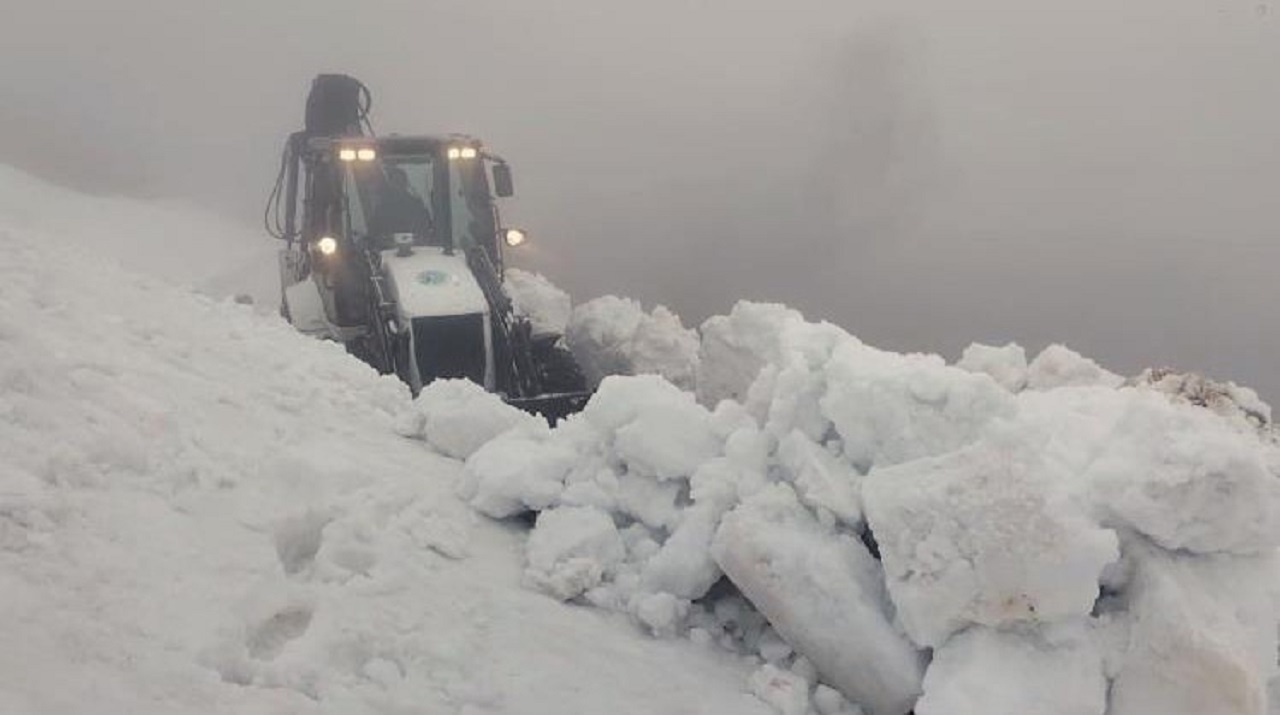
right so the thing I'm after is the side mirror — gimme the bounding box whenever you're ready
[492,163,515,197]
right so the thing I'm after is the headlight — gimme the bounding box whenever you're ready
[448,146,478,160]
[503,228,527,247]
[338,147,376,162]
[316,236,338,255]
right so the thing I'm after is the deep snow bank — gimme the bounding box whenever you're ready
[0,168,775,715]
[0,165,279,306]
[436,300,1280,715]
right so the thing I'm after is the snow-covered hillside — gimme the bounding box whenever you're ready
[0,169,771,714]
[4,165,1280,715]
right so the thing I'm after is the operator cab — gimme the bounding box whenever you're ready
[331,135,509,264]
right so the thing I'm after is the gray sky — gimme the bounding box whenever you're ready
[3,0,1279,400]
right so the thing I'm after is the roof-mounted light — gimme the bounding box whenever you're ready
[448,145,479,160]
[338,146,377,162]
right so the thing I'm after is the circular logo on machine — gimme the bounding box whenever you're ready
[416,269,453,286]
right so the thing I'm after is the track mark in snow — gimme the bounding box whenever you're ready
[246,604,313,660]
[274,511,330,576]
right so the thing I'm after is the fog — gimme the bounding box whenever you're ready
[4,1,1279,399]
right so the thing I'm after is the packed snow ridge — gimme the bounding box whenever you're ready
[437,282,1280,715]
[5,164,1280,715]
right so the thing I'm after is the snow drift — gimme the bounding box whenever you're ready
[438,300,1280,715]
[0,167,775,715]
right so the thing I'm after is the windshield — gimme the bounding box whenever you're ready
[342,147,500,256]
[344,155,437,246]
[449,156,498,256]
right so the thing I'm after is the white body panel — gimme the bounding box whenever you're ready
[380,247,489,319]
[380,246,495,392]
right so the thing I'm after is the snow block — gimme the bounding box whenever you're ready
[525,506,626,600]
[776,430,863,528]
[712,485,925,715]
[1087,392,1280,555]
[863,442,1119,647]
[403,378,543,460]
[566,295,699,390]
[955,342,1029,393]
[1108,545,1280,715]
[459,431,577,518]
[1026,344,1124,391]
[915,626,1106,715]
[820,341,1016,472]
[697,301,804,408]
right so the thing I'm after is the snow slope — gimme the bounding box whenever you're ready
[0,168,770,714]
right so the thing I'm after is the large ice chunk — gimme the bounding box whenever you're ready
[1087,392,1280,555]
[915,626,1106,715]
[1109,545,1280,715]
[820,341,1016,472]
[712,485,925,715]
[863,441,1119,647]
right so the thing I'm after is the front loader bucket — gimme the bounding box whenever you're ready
[505,391,592,424]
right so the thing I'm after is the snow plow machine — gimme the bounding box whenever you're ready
[267,74,590,421]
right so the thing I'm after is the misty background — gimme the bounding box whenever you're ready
[3,1,1278,399]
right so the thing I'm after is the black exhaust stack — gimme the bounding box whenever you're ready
[305,74,370,137]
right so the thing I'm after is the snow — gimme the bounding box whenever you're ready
[713,485,925,715]
[1027,343,1125,390]
[397,378,543,460]
[7,164,1280,715]
[565,295,700,390]
[524,506,626,600]
[444,292,1280,715]
[504,267,571,338]
[955,342,1029,392]
[0,167,776,715]
[697,301,804,407]
[863,441,1121,646]
[1086,390,1280,555]
[458,428,576,518]
[1106,545,1280,715]
[915,626,1107,715]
